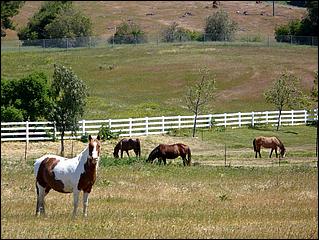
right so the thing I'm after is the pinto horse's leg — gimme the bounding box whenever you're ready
[83,192,89,217]
[36,182,46,216]
[275,148,278,158]
[126,150,130,158]
[120,150,123,158]
[72,190,80,218]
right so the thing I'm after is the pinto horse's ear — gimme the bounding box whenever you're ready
[89,135,92,141]
[97,135,101,141]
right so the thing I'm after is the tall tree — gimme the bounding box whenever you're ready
[50,64,88,156]
[264,71,308,131]
[17,1,72,40]
[1,1,25,37]
[185,67,217,137]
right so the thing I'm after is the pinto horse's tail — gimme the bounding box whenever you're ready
[253,138,257,152]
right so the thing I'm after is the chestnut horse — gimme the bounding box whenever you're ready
[34,135,101,217]
[253,136,286,158]
[113,138,141,158]
[146,143,191,166]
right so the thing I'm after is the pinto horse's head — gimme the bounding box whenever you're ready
[88,135,101,164]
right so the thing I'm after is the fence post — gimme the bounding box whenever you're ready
[178,115,181,129]
[145,117,149,135]
[208,114,212,128]
[82,120,86,135]
[108,119,112,130]
[161,116,165,134]
[304,109,307,124]
[251,112,255,127]
[291,110,294,125]
[265,111,268,125]
[129,118,133,136]
[224,113,227,127]
[25,121,29,161]
[238,112,241,127]
[53,121,57,140]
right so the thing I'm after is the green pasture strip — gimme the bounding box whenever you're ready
[1,161,317,239]
[1,43,317,119]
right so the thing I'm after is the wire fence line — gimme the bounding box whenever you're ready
[1,34,318,53]
[1,108,317,143]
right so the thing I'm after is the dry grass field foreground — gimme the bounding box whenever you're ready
[1,131,318,238]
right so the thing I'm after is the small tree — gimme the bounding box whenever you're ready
[264,71,308,131]
[185,67,217,137]
[50,64,88,156]
[204,10,237,41]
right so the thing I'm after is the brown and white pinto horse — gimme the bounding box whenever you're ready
[146,143,191,166]
[34,135,101,217]
[253,136,286,158]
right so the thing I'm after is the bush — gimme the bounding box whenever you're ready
[108,21,147,44]
[1,106,24,122]
[204,10,237,41]
[98,124,121,140]
[1,73,52,121]
[161,22,203,42]
[275,19,302,42]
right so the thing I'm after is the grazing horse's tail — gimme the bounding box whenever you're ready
[187,147,192,165]
[253,138,257,152]
[136,138,141,157]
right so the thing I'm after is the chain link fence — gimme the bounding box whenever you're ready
[1,34,318,53]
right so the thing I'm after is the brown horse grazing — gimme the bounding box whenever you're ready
[146,143,191,166]
[113,138,141,158]
[253,136,286,158]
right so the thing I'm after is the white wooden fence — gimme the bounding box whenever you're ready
[1,109,317,142]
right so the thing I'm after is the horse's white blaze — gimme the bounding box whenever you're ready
[92,141,99,159]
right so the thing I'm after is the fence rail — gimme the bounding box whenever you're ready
[1,109,317,142]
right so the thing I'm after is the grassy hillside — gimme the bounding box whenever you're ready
[1,43,318,119]
[4,1,307,40]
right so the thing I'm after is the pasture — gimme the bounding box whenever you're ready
[1,43,318,119]
[1,125,318,238]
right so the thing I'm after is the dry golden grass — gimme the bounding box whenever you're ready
[4,1,306,40]
[1,128,318,238]
[1,159,317,239]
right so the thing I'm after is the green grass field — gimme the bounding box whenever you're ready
[1,43,318,119]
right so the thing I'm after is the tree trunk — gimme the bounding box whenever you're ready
[192,113,198,137]
[276,109,282,131]
[60,131,65,156]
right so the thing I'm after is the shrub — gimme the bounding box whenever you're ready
[108,21,147,44]
[204,10,237,41]
[161,22,203,42]
[275,19,302,42]
[1,106,24,122]
[98,124,120,140]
